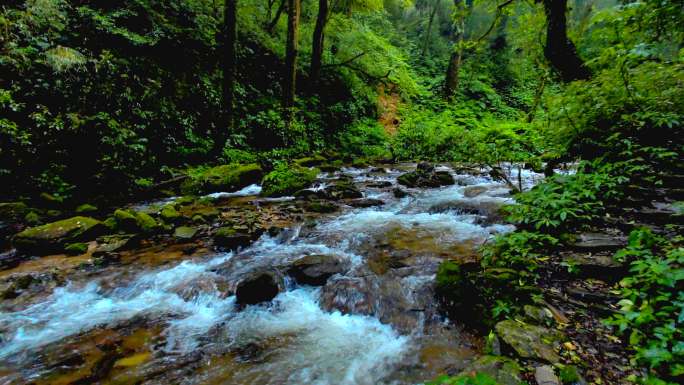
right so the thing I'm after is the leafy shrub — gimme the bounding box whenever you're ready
[505,162,626,233]
[607,228,684,383]
[338,118,390,160]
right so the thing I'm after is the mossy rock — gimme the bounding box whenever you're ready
[180,163,263,195]
[304,201,338,213]
[293,155,326,167]
[458,355,523,385]
[13,216,104,255]
[113,209,162,233]
[214,226,253,251]
[75,204,98,214]
[261,165,319,197]
[114,209,138,232]
[0,202,29,221]
[160,204,181,223]
[495,320,564,363]
[64,242,88,255]
[174,226,199,240]
[177,203,219,222]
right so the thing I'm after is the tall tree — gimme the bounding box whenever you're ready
[541,0,591,81]
[444,0,471,98]
[218,0,238,154]
[310,0,329,85]
[421,0,439,57]
[283,0,301,125]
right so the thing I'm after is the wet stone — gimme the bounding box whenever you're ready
[287,254,346,286]
[572,232,626,251]
[235,270,284,307]
[495,320,564,363]
[535,365,561,385]
[345,198,384,208]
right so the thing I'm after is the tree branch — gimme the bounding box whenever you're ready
[321,52,366,68]
[476,0,515,42]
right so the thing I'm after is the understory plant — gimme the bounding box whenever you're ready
[607,228,684,384]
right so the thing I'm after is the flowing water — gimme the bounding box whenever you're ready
[0,164,546,385]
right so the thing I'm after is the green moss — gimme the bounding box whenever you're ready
[160,204,181,222]
[75,204,98,214]
[260,164,319,197]
[180,163,263,195]
[293,155,326,167]
[65,242,88,255]
[114,209,138,232]
[135,211,159,233]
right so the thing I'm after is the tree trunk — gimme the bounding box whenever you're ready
[542,0,591,82]
[444,0,466,98]
[421,2,438,57]
[283,0,300,125]
[218,0,237,154]
[310,0,328,85]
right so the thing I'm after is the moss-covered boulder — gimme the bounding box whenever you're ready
[495,320,564,363]
[260,165,319,197]
[181,163,263,195]
[113,209,162,233]
[13,216,105,255]
[160,204,181,223]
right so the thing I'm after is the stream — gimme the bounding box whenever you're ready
[0,164,546,385]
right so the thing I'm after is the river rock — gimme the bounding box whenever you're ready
[320,276,374,315]
[398,164,455,188]
[287,254,346,286]
[463,185,489,198]
[393,188,408,198]
[458,355,523,385]
[572,232,626,251]
[345,198,384,208]
[213,227,254,251]
[495,320,563,363]
[235,270,285,306]
[174,226,199,240]
[429,199,505,224]
[303,200,338,213]
[12,216,105,255]
[181,163,263,195]
[93,234,137,257]
[323,181,362,200]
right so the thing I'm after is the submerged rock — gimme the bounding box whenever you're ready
[13,216,104,255]
[235,270,284,306]
[287,254,346,286]
[397,163,455,188]
[495,320,564,363]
